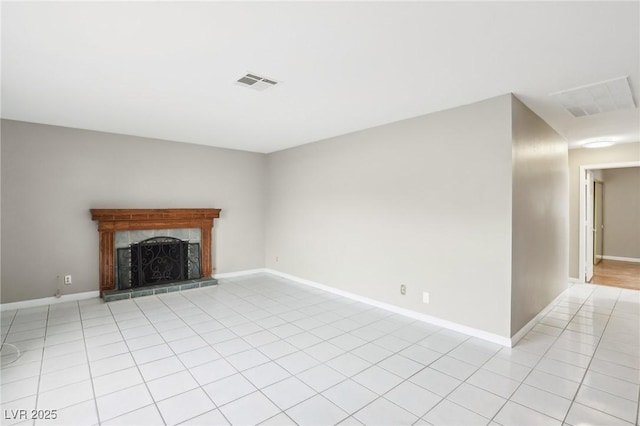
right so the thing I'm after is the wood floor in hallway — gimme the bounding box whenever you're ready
[592,259,640,290]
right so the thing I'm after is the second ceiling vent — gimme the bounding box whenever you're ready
[235,73,279,91]
[550,76,636,117]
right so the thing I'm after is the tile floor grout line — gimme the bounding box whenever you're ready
[575,338,640,372]
[0,309,19,365]
[222,292,362,423]
[571,374,640,403]
[180,282,313,407]
[206,279,351,424]
[30,303,51,426]
[258,410,298,426]
[150,290,237,426]
[4,278,638,426]
[561,287,637,426]
[637,345,640,426]
[414,335,506,424]
[105,297,172,426]
[491,285,624,425]
[1,309,18,341]
[105,283,640,425]
[106,284,638,425]
[533,288,640,423]
[486,285,598,425]
[345,329,475,423]
[77,299,108,426]
[263,279,509,424]
[225,278,520,410]
[139,295,221,424]
[192,280,423,423]
[253,301,421,423]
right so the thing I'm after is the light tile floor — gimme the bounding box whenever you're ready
[1,274,639,426]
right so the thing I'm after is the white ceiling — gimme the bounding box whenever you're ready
[2,1,639,153]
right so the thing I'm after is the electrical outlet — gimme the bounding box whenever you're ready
[64,275,72,285]
[276,256,279,262]
[422,291,430,304]
[400,284,406,295]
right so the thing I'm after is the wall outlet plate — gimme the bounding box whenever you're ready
[400,284,406,295]
[422,292,430,304]
[64,275,72,285]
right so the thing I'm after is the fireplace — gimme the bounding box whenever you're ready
[91,209,221,297]
[117,236,202,289]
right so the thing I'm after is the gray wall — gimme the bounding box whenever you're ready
[510,97,568,335]
[602,167,640,259]
[266,95,515,338]
[567,143,640,279]
[0,121,3,297]
[1,120,267,303]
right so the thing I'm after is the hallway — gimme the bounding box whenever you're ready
[592,260,640,291]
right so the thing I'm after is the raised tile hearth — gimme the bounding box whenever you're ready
[102,278,218,302]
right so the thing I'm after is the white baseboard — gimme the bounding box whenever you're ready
[0,268,268,311]
[0,291,100,312]
[214,268,268,279]
[601,255,640,263]
[0,269,572,349]
[509,288,568,346]
[264,268,512,347]
[568,277,582,288]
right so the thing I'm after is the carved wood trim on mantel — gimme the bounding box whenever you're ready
[91,208,221,297]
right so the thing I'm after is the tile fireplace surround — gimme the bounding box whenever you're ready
[90,209,221,297]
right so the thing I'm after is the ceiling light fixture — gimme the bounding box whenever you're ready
[583,140,615,149]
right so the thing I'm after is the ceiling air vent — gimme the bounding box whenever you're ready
[550,76,636,117]
[235,73,279,91]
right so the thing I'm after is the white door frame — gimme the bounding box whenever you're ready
[578,161,640,282]
[585,170,595,282]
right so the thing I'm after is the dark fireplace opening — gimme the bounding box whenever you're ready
[117,237,201,289]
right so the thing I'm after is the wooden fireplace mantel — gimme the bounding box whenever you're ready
[91,208,221,296]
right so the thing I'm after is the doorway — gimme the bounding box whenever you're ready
[578,161,640,286]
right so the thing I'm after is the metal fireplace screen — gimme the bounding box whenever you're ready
[116,237,201,289]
